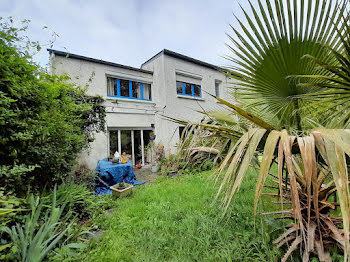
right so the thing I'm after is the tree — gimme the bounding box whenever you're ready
[177,1,350,261]
[0,19,105,194]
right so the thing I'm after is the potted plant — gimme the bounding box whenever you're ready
[151,161,159,173]
[149,132,156,141]
[110,182,133,198]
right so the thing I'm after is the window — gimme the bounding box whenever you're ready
[176,81,183,94]
[179,126,185,138]
[107,77,152,101]
[185,83,192,95]
[132,81,141,99]
[109,129,154,166]
[120,79,129,97]
[194,85,201,96]
[215,81,220,97]
[143,83,151,100]
[107,77,117,96]
[176,81,201,97]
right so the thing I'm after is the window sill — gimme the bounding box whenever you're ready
[106,96,155,104]
[177,95,205,101]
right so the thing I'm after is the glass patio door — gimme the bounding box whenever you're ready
[109,129,153,166]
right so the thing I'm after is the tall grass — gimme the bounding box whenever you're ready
[81,170,280,261]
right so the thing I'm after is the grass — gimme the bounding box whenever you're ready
[80,169,280,262]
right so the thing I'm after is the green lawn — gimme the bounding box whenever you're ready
[81,170,280,261]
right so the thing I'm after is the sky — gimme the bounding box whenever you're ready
[0,0,246,68]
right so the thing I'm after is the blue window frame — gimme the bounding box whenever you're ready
[176,81,201,98]
[107,77,152,101]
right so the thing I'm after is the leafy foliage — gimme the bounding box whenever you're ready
[0,19,105,194]
[0,187,80,262]
[0,190,27,226]
[41,183,96,220]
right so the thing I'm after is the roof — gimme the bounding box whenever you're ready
[47,49,153,74]
[141,49,222,71]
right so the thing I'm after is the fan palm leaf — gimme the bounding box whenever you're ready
[225,0,347,132]
[296,13,350,128]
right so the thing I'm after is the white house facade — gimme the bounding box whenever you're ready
[48,49,231,169]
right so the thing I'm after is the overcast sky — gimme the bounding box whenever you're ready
[1,0,247,68]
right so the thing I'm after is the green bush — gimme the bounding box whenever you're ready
[66,163,96,191]
[0,19,105,194]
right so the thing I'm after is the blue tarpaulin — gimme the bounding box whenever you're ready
[95,158,145,195]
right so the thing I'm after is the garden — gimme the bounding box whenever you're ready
[2,0,350,261]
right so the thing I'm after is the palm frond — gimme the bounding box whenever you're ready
[296,12,350,128]
[215,128,350,261]
[225,0,346,132]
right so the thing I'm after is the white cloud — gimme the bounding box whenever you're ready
[0,0,246,68]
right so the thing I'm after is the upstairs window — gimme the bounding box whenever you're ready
[215,81,221,97]
[176,81,201,97]
[107,77,117,96]
[107,77,152,101]
[120,79,129,97]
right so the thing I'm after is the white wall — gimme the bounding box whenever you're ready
[50,51,233,168]
[50,54,157,169]
[142,54,230,154]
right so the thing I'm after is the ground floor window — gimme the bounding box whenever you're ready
[109,129,153,166]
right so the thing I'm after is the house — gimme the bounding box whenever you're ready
[48,48,231,169]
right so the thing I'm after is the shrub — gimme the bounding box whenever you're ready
[66,163,95,191]
[0,19,105,194]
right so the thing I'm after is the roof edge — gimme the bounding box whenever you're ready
[48,49,153,75]
[141,49,222,71]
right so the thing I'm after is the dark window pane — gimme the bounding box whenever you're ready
[143,83,152,100]
[185,83,192,95]
[134,130,142,164]
[194,85,201,96]
[109,130,119,155]
[132,81,141,98]
[179,126,185,138]
[120,79,129,97]
[143,130,152,164]
[121,130,131,155]
[176,81,183,94]
[215,82,220,97]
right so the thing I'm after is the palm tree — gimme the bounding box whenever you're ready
[297,12,350,128]
[175,0,350,261]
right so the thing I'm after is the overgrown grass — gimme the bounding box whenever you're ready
[81,169,280,261]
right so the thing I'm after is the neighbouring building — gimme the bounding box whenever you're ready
[48,49,232,169]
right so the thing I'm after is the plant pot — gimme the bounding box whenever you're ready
[110,183,133,198]
[151,165,159,173]
[167,170,179,177]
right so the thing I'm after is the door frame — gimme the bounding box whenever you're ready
[108,127,153,166]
